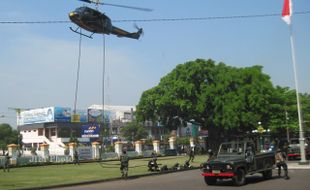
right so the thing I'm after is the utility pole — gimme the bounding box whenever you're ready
[281,0,308,164]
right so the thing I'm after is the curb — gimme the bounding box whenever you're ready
[286,161,310,170]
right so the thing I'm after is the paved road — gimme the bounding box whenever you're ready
[49,169,310,190]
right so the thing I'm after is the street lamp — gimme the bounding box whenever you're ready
[285,111,290,142]
[252,122,270,152]
[257,122,264,151]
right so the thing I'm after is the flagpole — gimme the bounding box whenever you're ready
[288,24,307,164]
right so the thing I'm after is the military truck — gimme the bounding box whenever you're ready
[201,141,275,186]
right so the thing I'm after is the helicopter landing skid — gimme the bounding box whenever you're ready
[70,27,94,39]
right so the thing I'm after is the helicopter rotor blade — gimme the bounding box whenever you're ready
[78,0,93,4]
[78,0,152,12]
[100,2,152,12]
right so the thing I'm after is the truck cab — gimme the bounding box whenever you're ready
[201,141,275,186]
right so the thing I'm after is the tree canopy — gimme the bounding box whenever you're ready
[120,121,148,142]
[136,59,286,140]
[0,124,19,153]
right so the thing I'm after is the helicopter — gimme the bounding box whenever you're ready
[69,0,152,39]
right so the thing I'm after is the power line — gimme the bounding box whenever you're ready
[114,11,310,23]
[0,20,70,24]
[0,11,309,24]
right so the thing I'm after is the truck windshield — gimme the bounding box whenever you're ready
[219,143,245,155]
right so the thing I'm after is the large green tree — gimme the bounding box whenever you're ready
[268,86,299,135]
[120,121,148,142]
[301,93,310,132]
[269,86,310,137]
[0,124,19,154]
[136,59,275,144]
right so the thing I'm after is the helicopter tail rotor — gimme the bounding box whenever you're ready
[134,24,144,36]
[133,24,144,39]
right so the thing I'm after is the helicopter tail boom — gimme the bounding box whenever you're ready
[111,26,143,40]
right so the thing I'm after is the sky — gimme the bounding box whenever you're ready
[0,0,309,128]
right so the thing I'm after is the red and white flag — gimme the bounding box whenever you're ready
[282,0,292,25]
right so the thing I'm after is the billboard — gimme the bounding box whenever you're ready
[81,124,100,138]
[76,109,87,122]
[88,109,103,123]
[54,107,71,122]
[18,107,55,125]
[17,107,72,125]
[191,123,199,137]
[87,109,111,123]
[71,109,87,123]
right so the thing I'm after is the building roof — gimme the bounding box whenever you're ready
[88,104,135,112]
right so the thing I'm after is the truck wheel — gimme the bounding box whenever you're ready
[233,169,246,186]
[204,176,217,185]
[263,169,272,179]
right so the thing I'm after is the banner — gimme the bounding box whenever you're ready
[88,109,103,123]
[54,107,71,122]
[71,109,87,123]
[191,123,199,137]
[77,147,92,160]
[18,107,55,125]
[81,124,100,138]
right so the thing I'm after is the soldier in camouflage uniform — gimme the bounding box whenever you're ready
[3,153,10,172]
[120,150,129,178]
[275,148,289,179]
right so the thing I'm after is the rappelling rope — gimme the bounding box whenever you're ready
[102,33,106,119]
[99,29,106,161]
[73,28,83,115]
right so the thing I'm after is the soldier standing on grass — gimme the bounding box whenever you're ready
[3,153,10,172]
[120,150,129,178]
[73,150,79,165]
[188,147,195,162]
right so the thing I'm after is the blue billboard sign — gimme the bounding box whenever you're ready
[76,109,87,123]
[54,107,71,122]
[81,124,100,138]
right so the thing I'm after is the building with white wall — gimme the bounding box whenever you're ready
[17,105,135,155]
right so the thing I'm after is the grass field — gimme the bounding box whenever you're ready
[0,155,207,190]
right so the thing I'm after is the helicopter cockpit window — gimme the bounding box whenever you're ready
[75,7,85,14]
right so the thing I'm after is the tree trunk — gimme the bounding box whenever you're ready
[207,125,223,151]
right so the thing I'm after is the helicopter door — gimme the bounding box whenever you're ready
[102,18,112,34]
